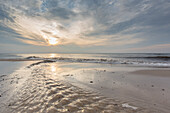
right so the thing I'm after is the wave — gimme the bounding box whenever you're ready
[24,56,170,68]
[122,56,170,60]
[0,56,169,67]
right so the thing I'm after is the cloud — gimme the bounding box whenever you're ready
[0,4,13,21]
[124,43,170,53]
[0,0,170,52]
[44,7,77,19]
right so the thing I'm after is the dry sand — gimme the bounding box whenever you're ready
[1,61,169,113]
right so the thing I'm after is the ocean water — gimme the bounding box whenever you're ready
[0,53,170,67]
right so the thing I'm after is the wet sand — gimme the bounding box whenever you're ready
[59,64,170,112]
[131,69,170,77]
[1,61,169,112]
[0,61,37,112]
[0,59,39,61]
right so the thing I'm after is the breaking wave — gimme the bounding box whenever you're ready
[25,56,170,68]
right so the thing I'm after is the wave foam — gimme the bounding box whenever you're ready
[24,56,170,68]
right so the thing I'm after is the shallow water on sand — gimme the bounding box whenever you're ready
[2,63,152,113]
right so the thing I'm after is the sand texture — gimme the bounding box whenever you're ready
[0,63,153,113]
[1,61,169,113]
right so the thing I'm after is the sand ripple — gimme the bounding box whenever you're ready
[5,64,151,113]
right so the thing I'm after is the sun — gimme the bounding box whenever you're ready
[41,33,59,45]
[48,37,58,45]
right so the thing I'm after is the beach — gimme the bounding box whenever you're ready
[0,53,170,113]
[1,0,170,112]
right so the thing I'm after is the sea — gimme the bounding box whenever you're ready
[0,53,170,67]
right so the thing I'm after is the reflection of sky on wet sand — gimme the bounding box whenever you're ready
[6,62,138,113]
[47,63,74,79]
[1,61,170,112]
[50,64,56,72]
[0,61,35,75]
[43,62,170,112]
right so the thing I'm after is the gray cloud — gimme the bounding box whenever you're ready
[0,4,15,22]
[0,0,170,53]
[45,7,76,19]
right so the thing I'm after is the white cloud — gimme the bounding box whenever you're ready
[0,0,170,53]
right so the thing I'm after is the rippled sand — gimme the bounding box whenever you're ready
[0,63,153,113]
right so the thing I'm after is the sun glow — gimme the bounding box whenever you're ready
[51,65,56,72]
[41,33,59,46]
[48,37,58,45]
[50,53,57,58]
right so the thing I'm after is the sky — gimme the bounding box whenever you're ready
[0,0,170,53]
